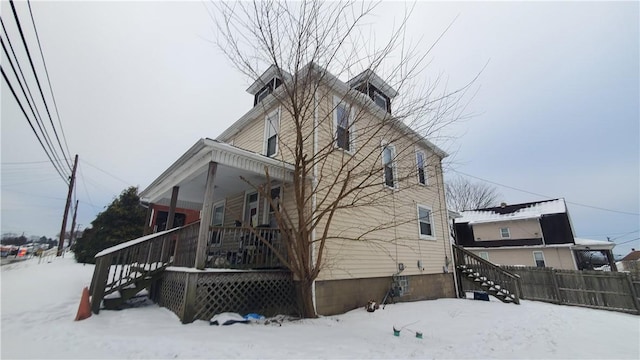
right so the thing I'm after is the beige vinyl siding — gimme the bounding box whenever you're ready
[313,85,451,281]
[221,83,451,282]
[231,106,277,155]
[469,247,576,270]
[472,219,542,241]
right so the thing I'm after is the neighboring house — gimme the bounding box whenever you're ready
[91,63,455,320]
[453,199,617,271]
[618,249,640,275]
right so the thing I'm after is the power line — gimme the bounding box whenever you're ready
[616,237,640,246]
[448,168,639,216]
[0,19,69,181]
[610,229,639,242]
[80,159,133,186]
[1,66,69,184]
[26,0,72,169]
[7,0,71,173]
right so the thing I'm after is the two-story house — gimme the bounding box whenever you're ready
[90,63,455,321]
[453,199,617,271]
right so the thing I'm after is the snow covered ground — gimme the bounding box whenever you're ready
[1,255,639,359]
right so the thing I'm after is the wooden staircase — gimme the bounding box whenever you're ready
[89,222,200,313]
[452,244,522,304]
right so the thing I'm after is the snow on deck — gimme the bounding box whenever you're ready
[95,228,180,258]
[458,199,567,224]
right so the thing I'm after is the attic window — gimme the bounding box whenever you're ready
[373,90,388,111]
[253,77,282,106]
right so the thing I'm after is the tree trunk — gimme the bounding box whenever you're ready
[295,279,317,318]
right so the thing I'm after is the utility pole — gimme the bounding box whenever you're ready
[69,199,79,249]
[57,154,78,256]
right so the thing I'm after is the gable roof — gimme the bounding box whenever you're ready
[458,199,567,224]
[621,250,640,261]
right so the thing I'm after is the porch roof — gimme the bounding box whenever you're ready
[571,238,615,250]
[140,138,295,206]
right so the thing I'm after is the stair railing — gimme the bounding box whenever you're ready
[452,244,522,304]
[89,221,200,314]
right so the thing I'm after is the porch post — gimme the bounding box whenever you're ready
[166,186,179,230]
[143,203,153,235]
[605,250,618,272]
[195,162,217,270]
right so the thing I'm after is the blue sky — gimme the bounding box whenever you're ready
[1,1,638,256]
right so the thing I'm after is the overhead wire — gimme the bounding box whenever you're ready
[447,167,639,216]
[8,0,72,173]
[1,66,69,184]
[26,0,73,169]
[0,19,69,182]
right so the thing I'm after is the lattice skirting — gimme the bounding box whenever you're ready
[155,269,296,323]
[156,271,187,317]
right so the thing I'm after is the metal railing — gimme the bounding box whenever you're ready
[452,244,522,304]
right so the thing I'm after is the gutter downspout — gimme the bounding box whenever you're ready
[311,90,319,315]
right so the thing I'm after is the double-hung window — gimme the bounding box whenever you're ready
[416,150,426,185]
[334,97,352,152]
[417,205,435,239]
[500,227,511,239]
[211,202,225,246]
[533,251,546,267]
[264,108,280,157]
[382,143,396,189]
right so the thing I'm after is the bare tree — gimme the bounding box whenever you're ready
[445,175,500,211]
[209,0,478,317]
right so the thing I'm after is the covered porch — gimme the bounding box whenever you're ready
[89,139,299,322]
[140,138,296,270]
[572,238,618,271]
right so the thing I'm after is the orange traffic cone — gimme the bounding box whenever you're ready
[74,286,92,321]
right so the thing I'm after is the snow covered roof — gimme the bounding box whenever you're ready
[457,199,567,224]
[572,238,615,250]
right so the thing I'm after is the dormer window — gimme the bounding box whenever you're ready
[347,70,397,114]
[373,90,388,111]
[253,77,282,106]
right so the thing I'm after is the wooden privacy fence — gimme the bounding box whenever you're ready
[501,266,640,314]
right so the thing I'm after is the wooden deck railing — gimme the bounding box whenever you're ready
[90,222,289,313]
[452,244,522,304]
[203,226,288,269]
[89,222,199,313]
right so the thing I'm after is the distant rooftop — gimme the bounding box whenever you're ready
[458,199,567,224]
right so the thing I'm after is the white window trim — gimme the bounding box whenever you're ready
[333,95,355,154]
[415,149,427,186]
[417,204,436,240]
[479,251,489,261]
[262,185,281,225]
[500,227,511,239]
[533,251,546,267]
[256,86,270,104]
[382,141,398,190]
[373,90,387,111]
[211,200,226,225]
[210,200,226,247]
[263,107,280,157]
[241,190,260,227]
